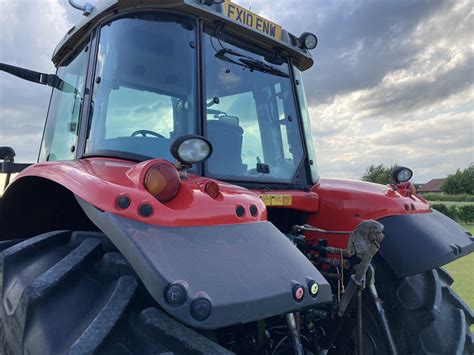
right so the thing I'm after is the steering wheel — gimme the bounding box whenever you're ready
[131,130,166,139]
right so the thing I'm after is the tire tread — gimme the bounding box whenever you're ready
[0,231,233,355]
[395,268,472,355]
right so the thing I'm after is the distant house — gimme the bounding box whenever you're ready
[417,178,445,193]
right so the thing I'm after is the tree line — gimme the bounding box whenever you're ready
[361,164,473,195]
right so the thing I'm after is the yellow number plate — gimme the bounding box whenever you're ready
[259,194,293,206]
[223,0,283,40]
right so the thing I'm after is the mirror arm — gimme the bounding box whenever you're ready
[1,63,56,89]
[1,63,47,85]
[1,63,78,93]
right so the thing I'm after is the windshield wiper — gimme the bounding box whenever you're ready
[215,48,289,78]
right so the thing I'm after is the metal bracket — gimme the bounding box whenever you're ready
[337,220,384,316]
[68,0,93,16]
[367,265,398,355]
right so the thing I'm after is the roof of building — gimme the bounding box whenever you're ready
[417,178,445,193]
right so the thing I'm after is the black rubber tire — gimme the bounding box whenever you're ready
[376,267,473,355]
[0,231,233,355]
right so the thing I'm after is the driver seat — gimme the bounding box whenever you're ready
[207,117,245,175]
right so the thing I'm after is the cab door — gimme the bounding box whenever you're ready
[39,43,89,162]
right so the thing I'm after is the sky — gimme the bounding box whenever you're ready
[0,0,473,184]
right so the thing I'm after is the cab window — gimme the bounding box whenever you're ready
[39,45,89,162]
[85,14,197,162]
[204,27,305,182]
[104,87,175,140]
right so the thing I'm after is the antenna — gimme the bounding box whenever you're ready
[68,0,94,16]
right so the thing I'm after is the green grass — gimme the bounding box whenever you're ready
[420,193,474,202]
[461,224,474,235]
[444,224,474,310]
[429,200,474,207]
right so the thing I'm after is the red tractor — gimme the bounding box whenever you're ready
[0,0,472,354]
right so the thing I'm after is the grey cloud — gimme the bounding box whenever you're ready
[0,0,80,162]
[359,57,474,117]
[372,120,470,147]
[252,0,448,105]
[315,109,473,181]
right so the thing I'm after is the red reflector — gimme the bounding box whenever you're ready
[144,163,180,202]
[293,285,305,301]
[204,180,220,199]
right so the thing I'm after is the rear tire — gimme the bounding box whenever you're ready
[344,267,472,355]
[376,267,473,355]
[0,231,232,355]
[395,268,473,355]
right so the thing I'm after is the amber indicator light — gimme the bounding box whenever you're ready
[144,163,181,202]
[204,180,220,199]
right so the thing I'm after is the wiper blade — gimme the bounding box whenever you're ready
[215,48,289,78]
[239,58,289,78]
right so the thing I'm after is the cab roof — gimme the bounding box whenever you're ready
[54,0,314,70]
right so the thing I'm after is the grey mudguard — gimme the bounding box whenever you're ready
[77,197,332,330]
[378,210,474,278]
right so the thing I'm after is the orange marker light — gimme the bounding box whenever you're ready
[144,163,180,202]
[204,180,220,199]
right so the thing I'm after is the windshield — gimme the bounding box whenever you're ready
[86,14,197,161]
[204,26,305,182]
[83,14,313,185]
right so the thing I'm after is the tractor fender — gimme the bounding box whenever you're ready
[307,179,473,278]
[378,210,474,278]
[75,195,333,330]
[2,158,267,230]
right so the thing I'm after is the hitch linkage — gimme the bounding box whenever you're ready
[293,220,398,355]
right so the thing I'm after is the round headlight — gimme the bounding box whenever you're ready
[299,32,318,50]
[391,166,413,184]
[171,135,213,165]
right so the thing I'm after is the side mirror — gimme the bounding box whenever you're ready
[0,147,15,162]
[0,147,16,191]
[0,147,31,191]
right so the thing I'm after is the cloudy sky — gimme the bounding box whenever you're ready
[0,0,472,184]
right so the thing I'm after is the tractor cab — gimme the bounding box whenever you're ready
[34,0,319,190]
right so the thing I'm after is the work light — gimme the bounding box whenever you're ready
[299,32,318,50]
[390,166,413,184]
[171,135,213,165]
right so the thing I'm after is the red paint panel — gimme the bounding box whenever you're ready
[15,158,267,227]
[306,179,431,249]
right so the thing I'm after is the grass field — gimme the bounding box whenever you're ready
[444,224,473,309]
[430,200,474,207]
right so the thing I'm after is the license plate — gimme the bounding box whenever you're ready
[223,0,283,41]
[259,194,293,206]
